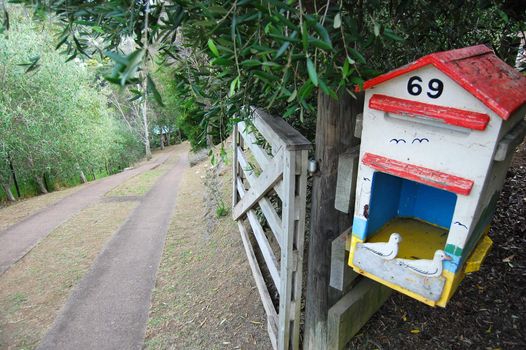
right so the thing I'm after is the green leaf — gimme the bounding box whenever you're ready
[333,13,341,29]
[301,21,309,50]
[309,38,333,51]
[497,9,509,23]
[342,58,350,77]
[314,23,332,48]
[274,31,297,59]
[349,48,366,64]
[287,89,297,103]
[147,74,165,107]
[383,29,404,41]
[229,76,240,96]
[283,106,298,118]
[211,57,232,66]
[207,39,220,57]
[306,58,318,87]
[319,80,337,99]
[231,15,237,41]
[351,76,365,90]
[374,23,380,37]
[241,59,262,67]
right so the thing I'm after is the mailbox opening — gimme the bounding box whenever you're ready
[365,171,458,259]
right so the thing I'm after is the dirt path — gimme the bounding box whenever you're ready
[0,152,172,275]
[37,153,188,350]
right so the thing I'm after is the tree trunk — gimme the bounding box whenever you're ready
[141,0,152,160]
[160,130,165,150]
[165,132,171,146]
[304,90,363,349]
[206,123,214,147]
[35,175,48,194]
[8,154,21,198]
[79,170,88,184]
[1,183,16,202]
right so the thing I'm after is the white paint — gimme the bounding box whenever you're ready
[354,64,524,253]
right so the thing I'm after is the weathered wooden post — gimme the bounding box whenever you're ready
[304,90,362,349]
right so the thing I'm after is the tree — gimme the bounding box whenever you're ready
[0,10,144,201]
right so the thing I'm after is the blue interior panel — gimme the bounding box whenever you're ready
[366,172,457,239]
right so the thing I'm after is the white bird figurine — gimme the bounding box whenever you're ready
[358,232,402,260]
[396,250,452,278]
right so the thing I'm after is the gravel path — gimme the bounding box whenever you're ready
[37,152,188,350]
[0,153,171,275]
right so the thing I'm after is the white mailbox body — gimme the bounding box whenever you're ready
[348,45,526,307]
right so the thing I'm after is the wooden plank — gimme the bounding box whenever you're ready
[290,149,308,349]
[237,140,283,248]
[246,210,281,291]
[238,146,284,201]
[259,197,283,248]
[305,91,363,350]
[327,278,392,350]
[329,229,358,291]
[237,146,257,184]
[251,107,311,151]
[237,176,282,285]
[232,125,239,208]
[494,119,526,161]
[236,176,246,199]
[362,152,474,195]
[239,121,272,168]
[268,315,278,350]
[237,221,279,325]
[277,150,296,350]
[334,146,360,214]
[233,149,284,220]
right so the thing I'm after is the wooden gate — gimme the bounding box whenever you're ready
[232,108,310,350]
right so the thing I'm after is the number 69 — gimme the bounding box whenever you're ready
[407,76,443,99]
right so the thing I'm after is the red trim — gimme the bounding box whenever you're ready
[369,94,490,131]
[362,153,474,195]
[361,45,526,120]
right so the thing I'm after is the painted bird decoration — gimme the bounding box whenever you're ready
[396,250,452,278]
[358,232,402,260]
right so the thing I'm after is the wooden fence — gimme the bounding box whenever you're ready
[232,108,310,350]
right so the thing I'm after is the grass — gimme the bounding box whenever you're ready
[105,168,167,197]
[144,150,271,350]
[0,200,139,350]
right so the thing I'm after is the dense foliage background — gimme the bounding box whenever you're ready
[0,11,144,201]
[0,0,524,201]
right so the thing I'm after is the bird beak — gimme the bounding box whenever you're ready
[444,254,452,261]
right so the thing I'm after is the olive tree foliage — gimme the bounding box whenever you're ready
[7,1,524,146]
[0,12,143,201]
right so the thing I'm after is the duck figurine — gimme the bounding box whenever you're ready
[358,232,402,260]
[396,249,452,278]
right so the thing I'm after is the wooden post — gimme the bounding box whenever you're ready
[304,91,363,349]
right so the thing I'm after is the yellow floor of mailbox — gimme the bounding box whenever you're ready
[367,217,448,259]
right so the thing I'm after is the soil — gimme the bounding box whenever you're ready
[347,144,526,350]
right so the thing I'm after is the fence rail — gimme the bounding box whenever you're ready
[232,108,310,350]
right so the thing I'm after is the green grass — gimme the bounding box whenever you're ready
[106,168,167,197]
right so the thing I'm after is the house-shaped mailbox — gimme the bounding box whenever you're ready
[348,45,526,307]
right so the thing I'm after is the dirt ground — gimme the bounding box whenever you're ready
[0,186,83,232]
[0,200,138,349]
[348,145,526,350]
[145,156,271,349]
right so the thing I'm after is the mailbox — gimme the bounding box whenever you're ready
[348,45,526,307]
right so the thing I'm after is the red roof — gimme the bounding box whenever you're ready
[363,45,526,120]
